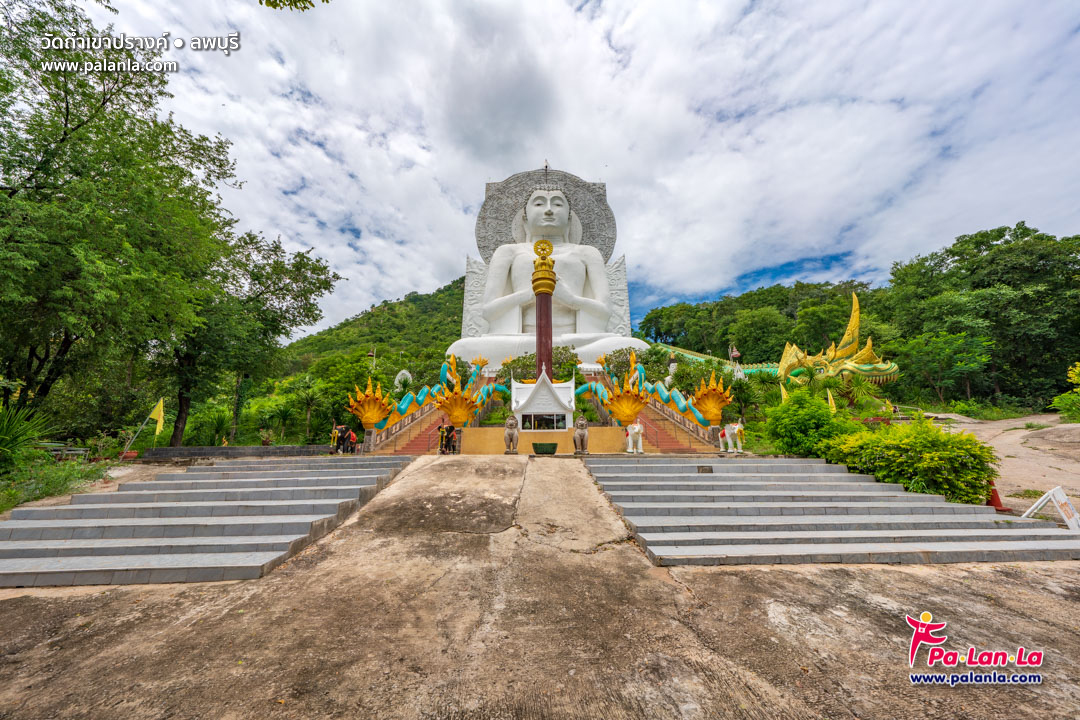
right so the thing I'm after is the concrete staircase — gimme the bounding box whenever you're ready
[638,405,714,454]
[585,455,1080,565]
[371,413,442,455]
[0,456,412,587]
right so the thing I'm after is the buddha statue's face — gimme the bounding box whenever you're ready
[524,189,570,241]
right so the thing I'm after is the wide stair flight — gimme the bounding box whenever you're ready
[0,456,411,587]
[586,455,1080,565]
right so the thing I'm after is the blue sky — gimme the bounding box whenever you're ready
[89,1,1080,336]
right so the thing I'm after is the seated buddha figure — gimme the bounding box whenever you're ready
[446,186,648,365]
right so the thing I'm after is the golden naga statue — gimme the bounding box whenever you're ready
[778,293,899,385]
[604,370,650,425]
[346,377,395,427]
[433,355,485,426]
[690,371,733,424]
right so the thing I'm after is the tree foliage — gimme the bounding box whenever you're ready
[639,222,1078,407]
[0,0,235,411]
[764,391,860,456]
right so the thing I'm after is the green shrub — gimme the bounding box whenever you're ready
[819,416,996,504]
[946,399,1031,421]
[0,406,53,470]
[764,391,862,456]
[1049,361,1080,423]
[1,450,109,514]
[1051,392,1080,423]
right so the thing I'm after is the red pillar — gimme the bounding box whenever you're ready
[536,292,553,379]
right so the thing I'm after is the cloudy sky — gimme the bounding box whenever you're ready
[88,0,1080,337]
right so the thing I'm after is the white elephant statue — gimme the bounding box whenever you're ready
[721,420,744,454]
[626,420,644,454]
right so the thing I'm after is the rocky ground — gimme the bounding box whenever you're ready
[962,414,1080,514]
[1,455,1078,719]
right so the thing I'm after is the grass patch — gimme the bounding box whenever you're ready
[1024,422,1051,430]
[1007,489,1045,500]
[742,421,779,455]
[0,450,110,515]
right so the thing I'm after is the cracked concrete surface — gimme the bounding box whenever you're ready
[0,455,1078,719]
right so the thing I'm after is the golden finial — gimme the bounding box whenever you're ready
[531,240,556,295]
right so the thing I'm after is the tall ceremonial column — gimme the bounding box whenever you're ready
[531,239,556,379]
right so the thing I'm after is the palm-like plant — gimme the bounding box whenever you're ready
[836,374,881,409]
[209,410,231,446]
[270,404,298,441]
[0,406,53,470]
[727,378,758,420]
[291,377,324,439]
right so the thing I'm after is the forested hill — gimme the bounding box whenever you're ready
[285,276,463,376]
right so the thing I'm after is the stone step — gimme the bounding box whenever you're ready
[617,502,995,517]
[11,499,354,521]
[0,552,288,587]
[0,535,305,559]
[119,475,385,491]
[624,515,1055,534]
[606,490,939,504]
[208,456,410,467]
[163,468,391,481]
[598,481,897,493]
[590,464,850,474]
[586,456,827,465]
[593,472,874,482]
[72,486,372,504]
[647,539,1080,566]
[0,514,335,540]
[188,460,407,472]
[638,528,1073,546]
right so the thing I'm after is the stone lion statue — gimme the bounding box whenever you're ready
[504,415,519,454]
[573,415,589,455]
[721,419,744,454]
[626,419,644,454]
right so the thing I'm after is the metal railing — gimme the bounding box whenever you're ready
[646,396,716,446]
[370,401,437,452]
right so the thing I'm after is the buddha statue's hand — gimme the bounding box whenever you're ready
[552,281,608,319]
[480,288,534,321]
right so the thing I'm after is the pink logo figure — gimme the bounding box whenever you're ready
[906,611,948,667]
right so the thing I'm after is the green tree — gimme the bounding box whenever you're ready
[163,233,340,446]
[727,307,794,363]
[289,376,324,440]
[0,0,235,411]
[792,296,851,351]
[495,346,582,385]
[894,332,993,404]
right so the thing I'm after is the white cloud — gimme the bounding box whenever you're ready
[89,0,1080,334]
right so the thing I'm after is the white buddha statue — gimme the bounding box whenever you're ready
[447,182,648,365]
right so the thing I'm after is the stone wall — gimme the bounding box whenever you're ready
[140,445,333,460]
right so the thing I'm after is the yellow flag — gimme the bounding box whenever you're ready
[780,384,789,403]
[884,399,894,415]
[827,389,837,414]
[149,398,165,435]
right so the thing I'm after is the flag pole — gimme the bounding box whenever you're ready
[123,399,164,456]
[122,413,153,456]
